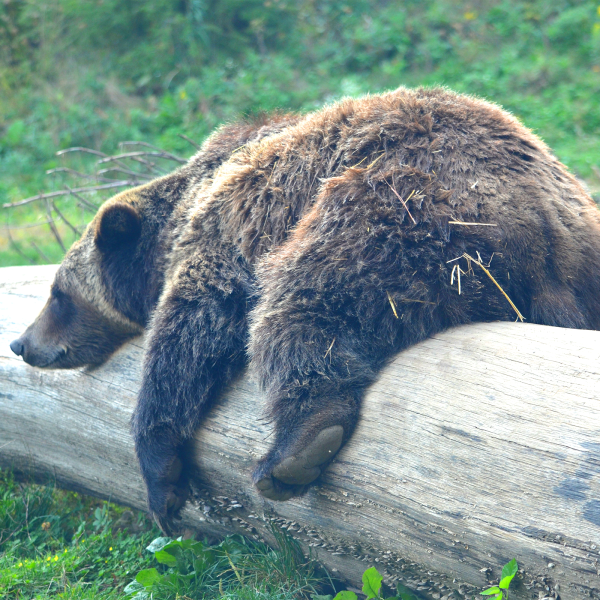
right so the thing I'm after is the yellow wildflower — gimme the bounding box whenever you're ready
[54,556,58,561]
[464,11,476,20]
[109,547,113,551]
[18,562,23,567]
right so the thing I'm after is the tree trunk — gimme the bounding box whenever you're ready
[1,265,599,600]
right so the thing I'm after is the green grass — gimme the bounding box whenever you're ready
[0,470,336,600]
[0,470,159,598]
[1,0,599,267]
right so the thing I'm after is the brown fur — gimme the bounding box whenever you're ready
[11,87,600,532]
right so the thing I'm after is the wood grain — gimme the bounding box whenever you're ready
[1,265,599,599]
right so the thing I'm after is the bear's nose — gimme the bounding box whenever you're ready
[10,338,24,357]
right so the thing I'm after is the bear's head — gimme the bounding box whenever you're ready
[10,194,149,368]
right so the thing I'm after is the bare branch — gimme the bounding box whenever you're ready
[119,141,187,163]
[97,153,167,175]
[96,167,154,181]
[178,133,201,150]
[56,147,142,175]
[5,226,35,264]
[4,220,52,230]
[3,182,136,208]
[51,201,82,237]
[46,167,121,183]
[45,200,66,253]
[30,241,52,264]
[62,185,101,212]
[56,147,109,159]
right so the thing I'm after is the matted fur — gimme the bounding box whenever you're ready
[12,87,600,531]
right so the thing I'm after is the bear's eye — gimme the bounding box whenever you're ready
[48,286,75,324]
[51,286,65,301]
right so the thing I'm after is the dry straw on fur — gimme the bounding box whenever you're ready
[448,253,525,322]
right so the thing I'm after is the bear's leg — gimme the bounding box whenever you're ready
[249,264,384,500]
[249,180,435,500]
[132,244,253,533]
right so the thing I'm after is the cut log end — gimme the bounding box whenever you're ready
[1,265,599,600]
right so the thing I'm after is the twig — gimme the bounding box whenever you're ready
[46,167,119,183]
[4,220,52,230]
[56,146,144,176]
[5,226,35,264]
[119,141,186,163]
[178,133,201,150]
[97,166,154,180]
[56,147,108,159]
[51,201,82,237]
[30,241,52,264]
[45,200,66,253]
[63,185,100,211]
[98,153,167,175]
[3,181,136,208]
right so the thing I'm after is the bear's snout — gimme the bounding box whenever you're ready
[9,331,66,368]
[10,338,24,357]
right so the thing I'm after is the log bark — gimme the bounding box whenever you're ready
[1,265,599,600]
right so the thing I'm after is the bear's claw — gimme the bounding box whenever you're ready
[254,425,344,500]
[146,455,189,535]
[151,483,188,535]
[254,476,302,501]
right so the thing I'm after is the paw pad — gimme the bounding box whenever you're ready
[272,425,344,484]
[256,425,344,500]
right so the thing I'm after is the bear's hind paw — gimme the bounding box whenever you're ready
[254,425,344,501]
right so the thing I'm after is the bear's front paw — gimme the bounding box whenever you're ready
[253,425,344,501]
[141,451,190,535]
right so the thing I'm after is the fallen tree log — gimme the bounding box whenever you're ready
[1,265,599,600]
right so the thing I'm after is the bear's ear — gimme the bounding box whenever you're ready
[95,202,142,252]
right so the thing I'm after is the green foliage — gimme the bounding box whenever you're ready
[1,473,522,600]
[362,566,384,600]
[0,469,158,599]
[480,559,519,600]
[329,565,422,600]
[331,592,358,600]
[1,0,599,266]
[499,558,519,590]
[0,470,330,599]
[123,528,324,600]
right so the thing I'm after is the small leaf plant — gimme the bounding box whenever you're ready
[480,559,518,600]
[330,565,420,600]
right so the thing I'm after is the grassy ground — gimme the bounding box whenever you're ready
[1,0,599,266]
[0,470,335,600]
[0,470,158,599]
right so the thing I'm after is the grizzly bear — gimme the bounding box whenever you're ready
[11,87,600,534]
